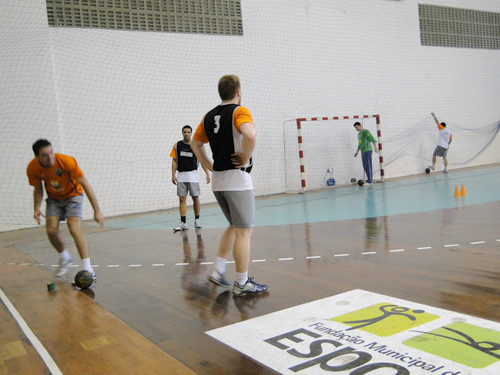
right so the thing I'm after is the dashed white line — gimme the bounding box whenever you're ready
[3,239,497,271]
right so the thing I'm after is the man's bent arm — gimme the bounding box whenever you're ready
[191,140,213,172]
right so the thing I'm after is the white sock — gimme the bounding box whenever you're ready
[81,258,92,272]
[214,257,227,274]
[60,249,71,261]
[236,272,248,286]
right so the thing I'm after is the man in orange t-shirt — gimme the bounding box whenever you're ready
[191,74,268,297]
[26,139,104,279]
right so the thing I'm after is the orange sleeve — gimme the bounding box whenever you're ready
[193,116,209,143]
[234,106,253,132]
[169,144,177,159]
[60,155,84,180]
[26,160,42,187]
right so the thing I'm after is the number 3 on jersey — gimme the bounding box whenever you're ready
[214,115,221,134]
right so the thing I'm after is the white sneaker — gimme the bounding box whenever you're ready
[56,257,73,277]
[428,165,435,171]
[208,268,229,287]
[443,169,448,173]
[173,222,188,231]
[233,277,269,296]
[194,219,202,229]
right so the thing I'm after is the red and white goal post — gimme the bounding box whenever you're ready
[286,115,385,193]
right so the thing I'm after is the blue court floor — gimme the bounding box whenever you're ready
[105,165,500,230]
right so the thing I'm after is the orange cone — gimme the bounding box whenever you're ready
[460,184,467,197]
[454,185,461,198]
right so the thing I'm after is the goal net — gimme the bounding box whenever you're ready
[283,116,384,192]
[382,115,500,169]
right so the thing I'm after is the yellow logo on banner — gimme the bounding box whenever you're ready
[404,322,500,368]
[332,303,439,337]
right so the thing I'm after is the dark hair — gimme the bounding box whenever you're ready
[182,125,192,132]
[353,122,361,127]
[32,139,52,156]
[440,122,446,128]
[218,75,240,101]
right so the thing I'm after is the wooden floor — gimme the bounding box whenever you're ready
[1,193,500,373]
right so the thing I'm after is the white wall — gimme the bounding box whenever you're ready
[1,0,499,230]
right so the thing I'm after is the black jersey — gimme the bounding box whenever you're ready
[175,141,198,172]
[203,103,252,172]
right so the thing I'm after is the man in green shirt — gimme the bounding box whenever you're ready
[353,122,379,185]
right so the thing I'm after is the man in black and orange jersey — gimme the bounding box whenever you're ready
[170,125,210,231]
[26,139,104,280]
[191,74,269,297]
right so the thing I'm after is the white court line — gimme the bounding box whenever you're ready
[278,257,294,261]
[227,261,235,264]
[107,265,120,268]
[0,287,63,375]
[362,252,377,255]
[306,256,321,259]
[252,259,266,263]
[497,239,500,242]
[129,264,142,267]
[152,264,165,267]
[470,241,485,245]
[417,247,432,250]
[175,263,189,266]
[444,244,459,248]
[200,262,214,265]
[389,249,405,253]
[334,254,349,257]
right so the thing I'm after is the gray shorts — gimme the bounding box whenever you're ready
[214,190,255,228]
[46,195,84,221]
[433,145,448,157]
[177,182,200,197]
